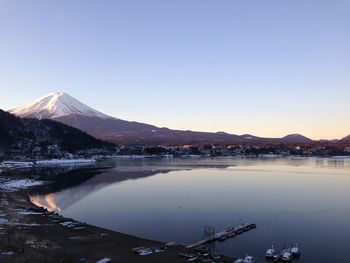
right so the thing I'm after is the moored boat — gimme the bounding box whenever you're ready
[281,249,293,261]
[266,245,277,259]
[138,248,153,256]
[291,243,301,257]
[234,255,256,263]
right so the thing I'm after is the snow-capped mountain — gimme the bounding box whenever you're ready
[9,92,110,119]
[8,92,313,145]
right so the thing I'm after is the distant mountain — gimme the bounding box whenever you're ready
[341,135,350,142]
[0,109,114,159]
[281,134,312,143]
[9,92,314,145]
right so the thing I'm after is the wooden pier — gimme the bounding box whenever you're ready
[187,223,256,248]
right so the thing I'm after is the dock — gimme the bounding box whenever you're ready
[187,223,256,248]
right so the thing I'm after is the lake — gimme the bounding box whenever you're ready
[30,157,350,262]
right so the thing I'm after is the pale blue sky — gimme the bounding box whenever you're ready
[0,0,349,139]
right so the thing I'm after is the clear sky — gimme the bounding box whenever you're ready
[0,0,349,140]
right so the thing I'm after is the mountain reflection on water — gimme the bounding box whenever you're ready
[29,157,350,263]
[30,168,176,212]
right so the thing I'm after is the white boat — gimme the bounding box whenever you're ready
[234,255,256,263]
[132,246,145,253]
[266,245,276,258]
[291,243,301,257]
[138,248,153,256]
[180,252,198,261]
[281,250,293,261]
[150,246,164,253]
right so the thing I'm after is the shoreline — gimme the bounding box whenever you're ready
[0,172,233,263]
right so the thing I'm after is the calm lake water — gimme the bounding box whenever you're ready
[30,157,350,262]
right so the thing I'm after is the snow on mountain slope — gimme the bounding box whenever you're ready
[9,92,110,119]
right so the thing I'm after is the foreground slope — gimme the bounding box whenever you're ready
[0,109,114,158]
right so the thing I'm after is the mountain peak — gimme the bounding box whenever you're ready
[9,91,110,119]
[48,91,66,97]
[282,133,312,142]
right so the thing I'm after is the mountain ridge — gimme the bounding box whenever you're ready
[9,92,314,145]
[341,135,350,141]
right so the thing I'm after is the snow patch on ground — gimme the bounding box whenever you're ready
[17,211,43,215]
[35,159,96,166]
[0,179,43,192]
[0,159,96,169]
[0,217,8,224]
